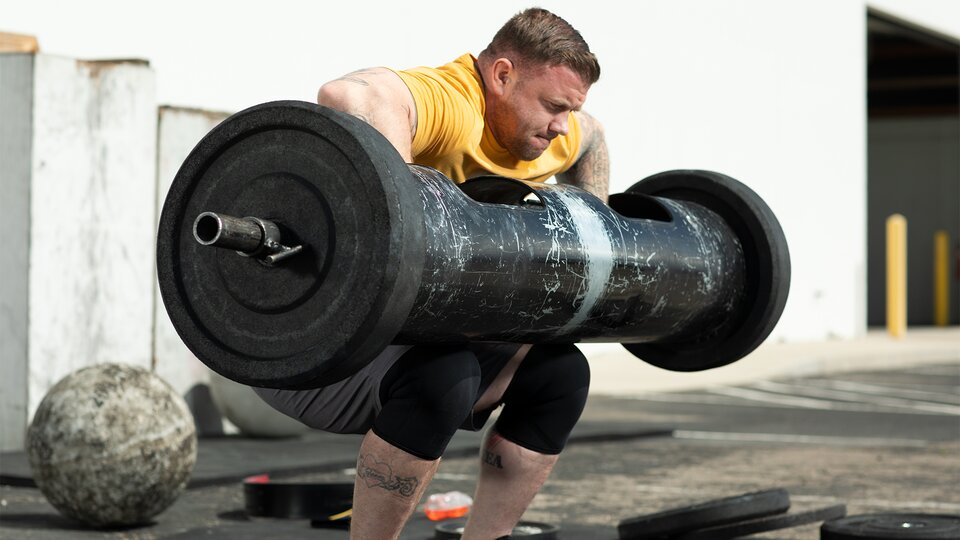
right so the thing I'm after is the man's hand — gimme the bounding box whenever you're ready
[317,68,417,162]
[556,111,609,202]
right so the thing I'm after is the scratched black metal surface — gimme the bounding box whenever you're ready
[396,166,746,345]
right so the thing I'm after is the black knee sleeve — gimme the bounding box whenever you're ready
[494,344,590,455]
[373,346,480,460]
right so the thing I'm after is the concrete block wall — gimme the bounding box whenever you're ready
[0,54,157,451]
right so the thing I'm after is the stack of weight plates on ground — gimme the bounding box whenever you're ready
[617,488,847,539]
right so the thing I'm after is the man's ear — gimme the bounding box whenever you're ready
[488,57,515,97]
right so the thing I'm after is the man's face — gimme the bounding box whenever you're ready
[486,62,590,162]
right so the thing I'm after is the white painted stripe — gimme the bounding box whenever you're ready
[673,430,929,447]
[910,365,960,377]
[624,393,761,406]
[432,472,476,481]
[623,484,703,495]
[808,379,960,403]
[792,495,960,512]
[751,380,960,415]
[708,386,957,416]
[554,191,614,335]
[621,392,944,415]
[709,386,876,411]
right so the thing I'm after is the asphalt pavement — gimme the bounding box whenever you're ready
[2,352,958,539]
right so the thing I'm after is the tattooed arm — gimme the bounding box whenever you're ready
[556,110,610,203]
[317,68,417,162]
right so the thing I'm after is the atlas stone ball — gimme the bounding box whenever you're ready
[27,363,197,527]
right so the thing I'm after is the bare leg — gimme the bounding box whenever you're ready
[350,430,439,540]
[460,430,559,540]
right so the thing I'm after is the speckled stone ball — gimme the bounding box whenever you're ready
[26,363,197,527]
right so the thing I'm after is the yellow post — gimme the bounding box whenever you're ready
[933,230,949,326]
[886,214,907,338]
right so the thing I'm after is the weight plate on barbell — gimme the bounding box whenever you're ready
[821,513,960,539]
[157,101,425,389]
[623,170,791,371]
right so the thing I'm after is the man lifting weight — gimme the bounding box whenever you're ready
[255,8,609,539]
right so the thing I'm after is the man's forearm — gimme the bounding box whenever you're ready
[561,136,610,202]
[557,111,609,202]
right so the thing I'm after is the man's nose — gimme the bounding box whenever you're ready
[548,113,568,136]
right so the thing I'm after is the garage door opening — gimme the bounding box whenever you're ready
[867,10,959,327]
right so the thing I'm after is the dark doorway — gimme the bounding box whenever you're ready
[867,10,959,327]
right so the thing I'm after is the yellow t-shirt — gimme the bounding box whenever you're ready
[393,54,581,183]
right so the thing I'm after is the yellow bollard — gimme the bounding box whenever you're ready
[933,230,949,326]
[886,215,907,338]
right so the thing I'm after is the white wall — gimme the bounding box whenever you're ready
[598,1,869,341]
[153,106,230,396]
[0,54,33,452]
[3,1,957,349]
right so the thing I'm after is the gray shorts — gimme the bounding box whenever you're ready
[253,343,520,435]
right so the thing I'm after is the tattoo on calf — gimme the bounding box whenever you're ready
[357,453,419,497]
[483,450,504,469]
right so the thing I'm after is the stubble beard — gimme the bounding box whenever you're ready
[511,134,548,162]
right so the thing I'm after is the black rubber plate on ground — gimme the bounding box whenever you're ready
[617,488,791,539]
[157,101,423,389]
[435,519,559,539]
[821,513,960,539]
[310,517,351,531]
[624,169,791,371]
[242,474,352,519]
[677,504,847,539]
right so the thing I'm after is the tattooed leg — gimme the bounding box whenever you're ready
[357,453,420,498]
[460,430,559,540]
[351,430,439,539]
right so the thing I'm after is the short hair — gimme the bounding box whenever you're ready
[481,7,600,85]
